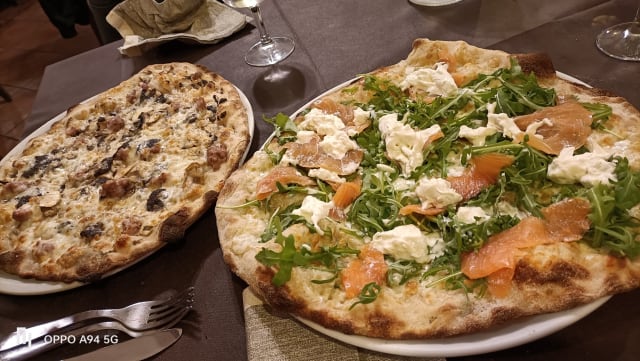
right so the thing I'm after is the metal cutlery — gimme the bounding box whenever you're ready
[0,287,194,353]
[62,328,183,361]
[0,310,190,361]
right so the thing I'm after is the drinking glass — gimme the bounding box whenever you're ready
[222,0,295,66]
[595,2,640,61]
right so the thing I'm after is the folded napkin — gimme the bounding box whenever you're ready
[243,288,447,361]
[106,0,248,56]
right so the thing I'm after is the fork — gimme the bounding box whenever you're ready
[0,306,191,361]
[0,286,194,352]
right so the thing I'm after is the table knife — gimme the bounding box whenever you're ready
[62,328,182,361]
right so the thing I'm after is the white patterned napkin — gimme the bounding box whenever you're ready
[106,0,248,56]
[242,288,446,361]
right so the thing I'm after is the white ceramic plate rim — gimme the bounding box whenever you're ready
[295,296,610,357]
[0,86,254,296]
[288,70,606,357]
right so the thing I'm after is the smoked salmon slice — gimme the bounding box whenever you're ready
[447,153,514,200]
[284,137,364,175]
[541,197,591,242]
[398,204,445,216]
[256,166,316,200]
[461,197,592,297]
[462,217,550,298]
[312,98,355,126]
[332,180,362,209]
[311,98,371,134]
[485,268,515,298]
[461,217,551,279]
[329,180,362,221]
[514,101,592,155]
[341,246,388,299]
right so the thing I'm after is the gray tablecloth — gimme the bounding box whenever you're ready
[2,1,639,360]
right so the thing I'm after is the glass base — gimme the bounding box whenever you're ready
[245,36,295,67]
[596,22,640,61]
[409,0,463,6]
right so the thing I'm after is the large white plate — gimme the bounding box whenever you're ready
[288,70,607,357]
[0,86,254,296]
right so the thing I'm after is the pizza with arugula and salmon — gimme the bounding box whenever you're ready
[216,39,640,338]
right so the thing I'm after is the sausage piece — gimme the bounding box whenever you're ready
[206,142,228,170]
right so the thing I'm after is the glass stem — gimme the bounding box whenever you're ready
[249,6,273,45]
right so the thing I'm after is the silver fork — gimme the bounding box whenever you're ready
[0,306,191,361]
[0,287,194,352]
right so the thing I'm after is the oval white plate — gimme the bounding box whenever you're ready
[0,86,254,296]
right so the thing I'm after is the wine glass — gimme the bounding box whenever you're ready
[595,1,640,61]
[222,0,295,67]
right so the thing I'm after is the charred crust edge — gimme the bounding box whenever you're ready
[159,208,191,243]
[513,53,557,78]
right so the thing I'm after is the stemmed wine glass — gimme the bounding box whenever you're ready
[595,1,640,61]
[222,0,295,67]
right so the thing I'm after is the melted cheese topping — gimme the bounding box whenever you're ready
[547,146,617,186]
[415,177,463,209]
[400,62,458,96]
[379,113,442,175]
[292,196,333,235]
[369,224,445,263]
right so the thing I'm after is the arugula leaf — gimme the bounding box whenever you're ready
[581,102,612,130]
[386,259,424,287]
[502,145,554,216]
[255,219,298,286]
[256,217,359,285]
[302,246,360,284]
[260,204,305,243]
[584,158,640,258]
[355,118,389,169]
[348,169,405,236]
[361,75,406,112]
[497,75,555,113]
[263,113,298,145]
[349,282,381,310]
[420,255,471,292]
[464,59,556,117]
[613,157,640,210]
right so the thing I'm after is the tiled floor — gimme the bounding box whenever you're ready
[0,0,100,159]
